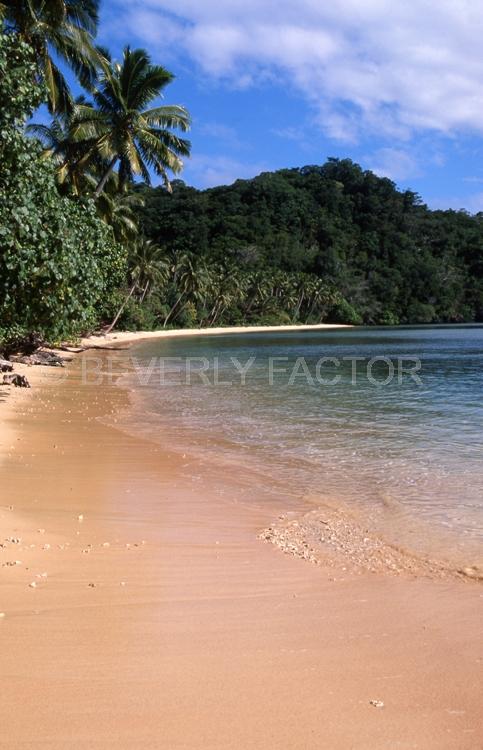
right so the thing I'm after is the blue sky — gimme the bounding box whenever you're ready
[80,0,483,210]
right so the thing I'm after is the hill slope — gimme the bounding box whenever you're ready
[136,159,483,325]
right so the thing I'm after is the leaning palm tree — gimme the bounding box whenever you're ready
[163,253,209,327]
[106,238,169,334]
[72,46,191,198]
[204,264,245,326]
[1,0,105,113]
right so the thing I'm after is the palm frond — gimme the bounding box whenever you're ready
[4,0,102,112]
[140,104,191,132]
[42,50,73,113]
[65,0,99,36]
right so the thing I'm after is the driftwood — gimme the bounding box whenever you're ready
[0,359,13,372]
[83,345,127,351]
[57,344,127,352]
[2,373,30,388]
[10,350,65,367]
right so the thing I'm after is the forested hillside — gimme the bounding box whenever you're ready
[136,160,483,325]
[2,0,483,345]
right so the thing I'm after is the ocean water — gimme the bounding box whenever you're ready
[121,326,483,567]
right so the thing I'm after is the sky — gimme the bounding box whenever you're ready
[90,0,483,211]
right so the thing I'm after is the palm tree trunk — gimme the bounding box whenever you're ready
[212,303,225,326]
[307,293,320,321]
[105,282,136,334]
[206,299,220,325]
[293,292,304,322]
[94,156,118,199]
[163,292,185,327]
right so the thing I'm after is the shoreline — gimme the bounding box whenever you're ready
[259,501,483,581]
[1,322,351,463]
[79,321,352,349]
[1,346,483,747]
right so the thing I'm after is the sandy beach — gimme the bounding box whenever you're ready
[1,328,482,749]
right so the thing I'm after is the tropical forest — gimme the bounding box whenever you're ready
[1,0,483,350]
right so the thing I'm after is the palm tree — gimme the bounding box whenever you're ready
[95,186,144,246]
[243,272,271,317]
[204,264,245,326]
[291,274,308,321]
[106,238,169,334]
[27,96,100,194]
[131,238,169,303]
[1,0,105,113]
[72,46,191,198]
[28,105,145,244]
[163,254,208,327]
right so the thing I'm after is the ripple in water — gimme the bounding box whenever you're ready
[120,325,483,569]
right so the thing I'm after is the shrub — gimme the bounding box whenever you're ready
[378,310,400,326]
[177,301,198,328]
[329,298,363,325]
[405,302,436,324]
[0,33,126,345]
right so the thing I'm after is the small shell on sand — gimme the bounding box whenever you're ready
[29,581,37,588]
[0,612,5,618]
[77,514,84,522]
[370,700,384,708]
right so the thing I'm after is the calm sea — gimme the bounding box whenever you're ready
[120,326,483,567]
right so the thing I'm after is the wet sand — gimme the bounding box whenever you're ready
[80,322,352,349]
[1,349,482,749]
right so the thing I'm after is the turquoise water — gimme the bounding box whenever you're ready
[124,326,483,566]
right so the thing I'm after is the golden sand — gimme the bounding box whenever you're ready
[0,336,482,749]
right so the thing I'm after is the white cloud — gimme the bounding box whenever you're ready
[109,0,483,143]
[183,154,267,187]
[367,148,422,182]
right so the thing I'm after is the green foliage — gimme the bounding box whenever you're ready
[0,32,126,345]
[0,34,43,120]
[329,299,363,326]
[2,0,103,113]
[112,246,341,330]
[135,160,483,325]
[378,310,400,326]
[405,302,436,324]
[114,294,159,331]
[177,301,198,328]
[4,21,483,337]
[253,310,293,326]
